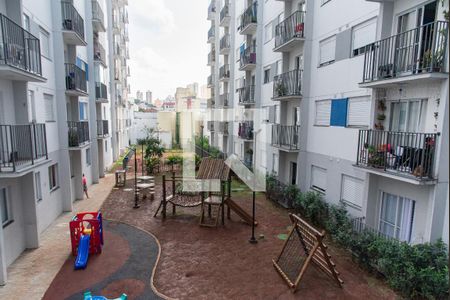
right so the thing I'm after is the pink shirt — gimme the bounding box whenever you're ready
[82,177,87,186]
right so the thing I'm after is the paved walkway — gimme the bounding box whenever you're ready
[0,173,116,300]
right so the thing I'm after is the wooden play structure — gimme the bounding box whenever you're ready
[154,158,256,228]
[273,214,343,293]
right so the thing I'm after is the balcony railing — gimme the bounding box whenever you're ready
[219,64,230,80]
[207,121,215,131]
[65,63,87,93]
[207,49,215,65]
[94,41,106,65]
[238,85,255,105]
[239,45,256,69]
[220,34,230,52]
[208,26,215,41]
[239,2,257,32]
[68,121,90,147]
[362,21,448,83]
[207,1,216,20]
[0,14,42,76]
[218,121,229,135]
[271,124,300,150]
[356,130,438,180]
[97,120,109,137]
[91,0,105,30]
[273,69,302,99]
[220,4,230,24]
[207,74,215,87]
[0,124,47,172]
[274,11,305,49]
[238,121,253,140]
[95,82,107,100]
[219,93,229,107]
[61,1,85,40]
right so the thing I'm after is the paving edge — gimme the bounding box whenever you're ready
[104,218,176,300]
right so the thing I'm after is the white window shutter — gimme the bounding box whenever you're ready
[319,36,336,64]
[268,106,275,123]
[311,166,327,192]
[341,175,364,209]
[315,100,331,126]
[352,18,377,51]
[348,96,371,127]
[44,94,54,121]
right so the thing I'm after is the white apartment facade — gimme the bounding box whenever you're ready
[207,0,449,244]
[0,0,130,285]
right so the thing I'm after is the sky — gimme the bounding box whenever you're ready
[128,0,210,100]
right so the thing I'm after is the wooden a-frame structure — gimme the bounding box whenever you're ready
[273,213,343,292]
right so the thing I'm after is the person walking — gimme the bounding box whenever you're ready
[82,174,89,199]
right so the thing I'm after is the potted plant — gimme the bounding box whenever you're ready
[275,82,287,97]
[376,114,386,121]
[377,100,386,111]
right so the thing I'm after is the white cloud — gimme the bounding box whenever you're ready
[128,0,175,35]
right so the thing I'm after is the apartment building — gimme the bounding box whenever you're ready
[207,0,449,244]
[0,0,130,285]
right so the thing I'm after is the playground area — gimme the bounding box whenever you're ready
[42,156,397,299]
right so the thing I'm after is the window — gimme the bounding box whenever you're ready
[23,14,30,31]
[352,18,377,56]
[39,27,51,59]
[35,172,42,202]
[319,36,336,66]
[315,100,331,126]
[263,67,271,84]
[389,99,426,132]
[264,22,273,42]
[347,96,371,127]
[79,102,88,120]
[44,94,55,122]
[311,166,326,193]
[86,148,91,166]
[272,153,278,175]
[290,162,297,185]
[28,90,36,123]
[340,175,364,209]
[379,192,415,243]
[330,98,348,127]
[48,164,58,191]
[294,107,301,125]
[0,188,12,227]
[276,60,282,75]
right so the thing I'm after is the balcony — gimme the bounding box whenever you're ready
[95,82,108,102]
[239,2,257,35]
[207,49,215,66]
[272,69,302,101]
[360,21,449,88]
[220,3,230,27]
[207,1,216,21]
[207,98,214,108]
[271,124,300,151]
[97,120,109,138]
[274,11,305,52]
[237,85,255,106]
[0,14,44,82]
[356,130,438,182]
[218,121,229,135]
[207,26,215,43]
[219,93,229,108]
[207,121,215,132]
[0,124,48,173]
[65,63,88,96]
[239,46,256,71]
[61,1,86,46]
[207,74,215,87]
[219,64,230,81]
[68,121,90,148]
[92,0,106,32]
[219,34,230,55]
[94,41,107,67]
[238,121,253,140]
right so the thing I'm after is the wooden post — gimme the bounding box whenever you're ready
[172,172,176,215]
[162,175,166,219]
[221,181,225,225]
[227,176,231,219]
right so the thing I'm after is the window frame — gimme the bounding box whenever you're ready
[347,96,371,128]
[35,172,43,202]
[86,148,91,166]
[340,174,364,210]
[314,100,331,126]
[351,17,377,57]
[318,35,336,67]
[39,27,51,60]
[263,67,271,84]
[264,22,273,43]
[48,164,59,192]
[0,187,13,228]
[311,165,327,194]
[44,93,55,122]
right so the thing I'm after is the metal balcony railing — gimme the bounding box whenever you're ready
[362,21,448,83]
[91,0,105,29]
[95,82,107,100]
[273,69,302,98]
[97,120,109,137]
[61,1,85,40]
[208,26,215,41]
[220,3,230,24]
[271,124,300,150]
[238,121,253,140]
[207,121,215,131]
[65,63,87,93]
[94,41,106,65]
[275,11,305,49]
[239,45,256,68]
[207,74,215,87]
[237,85,255,105]
[0,124,47,172]
[218,122,229,135]
[207,1,216,20]
[219,93,229,107]
[208,49,215,65]
[239,2,257,32]
[0,14,42,76]
[356,130,438,180]
[219,64,230,80]
[68,121,90,147]
[220,34,230,52]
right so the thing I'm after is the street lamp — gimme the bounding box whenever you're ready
[249,128,262,244]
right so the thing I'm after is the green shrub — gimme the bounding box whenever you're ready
[294,191,328,229]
